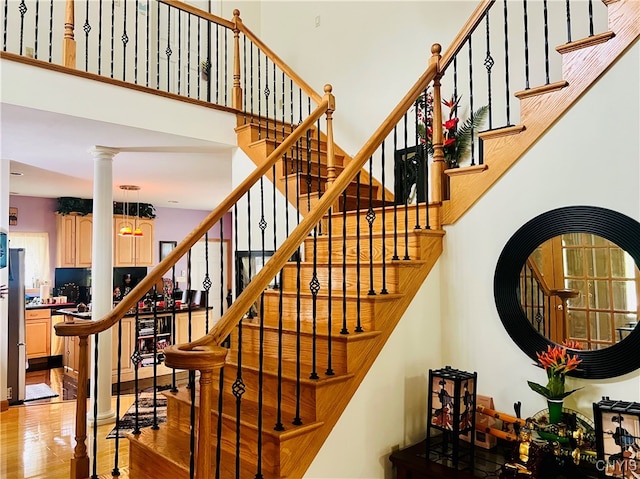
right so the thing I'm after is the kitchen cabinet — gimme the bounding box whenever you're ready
[26,309,51,359]
[50,314,65,356]
[113,215,155,267]
[56,213,93,268]
[175,309,209,345]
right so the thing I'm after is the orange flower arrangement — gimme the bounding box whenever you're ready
[527,341,583,400]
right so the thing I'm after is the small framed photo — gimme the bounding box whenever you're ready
[159,241,177,262]
[593,398,640,478]
[9,207,18,226]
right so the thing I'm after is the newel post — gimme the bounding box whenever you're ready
[70,335,89,479]
[324,84,336,188]
[232,9,243,110]
[429,44,445,221]
[63,0,76,69]
[195,369,215,479]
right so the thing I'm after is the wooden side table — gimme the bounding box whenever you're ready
[389,441,477,479]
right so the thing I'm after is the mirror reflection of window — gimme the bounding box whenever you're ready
[520,233,639,351]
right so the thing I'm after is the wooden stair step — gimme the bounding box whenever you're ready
[233,319,382,375]
[259,289,401,332]
[165,387,324,439]
[303,230,427,262]
[280,258,426,294]
[128,425,284,479]
[286,173,378,197]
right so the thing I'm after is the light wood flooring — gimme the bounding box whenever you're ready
[1,368,133,479]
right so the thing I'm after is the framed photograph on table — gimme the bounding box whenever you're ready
[159,241,177,262]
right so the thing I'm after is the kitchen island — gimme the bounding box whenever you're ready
[57,306,214,394]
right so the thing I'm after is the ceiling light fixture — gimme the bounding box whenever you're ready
[118,185,140,237]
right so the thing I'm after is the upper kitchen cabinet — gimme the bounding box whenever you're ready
[56,214,93,268]
[113,215,155,267]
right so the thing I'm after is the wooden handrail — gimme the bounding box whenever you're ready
[54,98,330,340]
[233,10,323,105]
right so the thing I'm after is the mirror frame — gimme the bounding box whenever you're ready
[494,206,640,380]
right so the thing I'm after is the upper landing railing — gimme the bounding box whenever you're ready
[2,0,322,122]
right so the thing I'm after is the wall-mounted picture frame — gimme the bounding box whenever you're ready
[9,207,18,226]
[159,241,177,262]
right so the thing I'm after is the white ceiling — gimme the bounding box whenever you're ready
[2,103,235,211]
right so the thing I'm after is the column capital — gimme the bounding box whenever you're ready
[88,146,119,159]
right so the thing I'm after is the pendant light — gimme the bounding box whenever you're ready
[118,185,133,236]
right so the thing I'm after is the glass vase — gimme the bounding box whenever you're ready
[547,398,564,424]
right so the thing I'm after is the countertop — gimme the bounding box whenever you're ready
[58,305,209,320]
[26,302,76,310]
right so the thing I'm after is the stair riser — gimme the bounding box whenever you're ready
[261,292,379,332]
[281,262,400,294]
[324,203,439,236]
[303,234,423,263]
[215,363,320,421]
[251,140,345,169]
[232,325,349,375]
[288,175,378,198]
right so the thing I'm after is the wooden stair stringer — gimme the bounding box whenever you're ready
[279,230,444,478]
[441,0,640,225]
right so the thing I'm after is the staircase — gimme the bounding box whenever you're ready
[127,118,445,476]
[51,0,639,478]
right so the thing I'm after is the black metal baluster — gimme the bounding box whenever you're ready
[264,57,270,139]
[165,6,172,92]
[272,60,277,141]
[156,2,160,89]
[132,0,138,81]
[367,156,378,293]
[355,172,363,333]
[588,0,594,37]
[48,0,53,62]
[188,369,196,478]
[215,23,220,104]
[293,139,303,425]
[33,0,38,59]
[82,0,90,71]
[111,320,124,476]
[542,0,550,85]
[565,0,572,43]
[309,222,320,380]
[392,126,399,261]
[273,160,285,431]
[223,23,228,106]
[402,115,410,259]
[110,0,115,78]
[177,10,181,95]
[523,0,530,90]
[250,40,254,121]
[256,176,267,478]
[326,203,334,374]
[151,296,159,428]
[503,0,512,126]
[257,50,262,139]
[412,108,421,230]
[231,201,245,476]
[170,264,178,393]
[3,0,8,52]
[17,0,27,56]
[485,15,494,129]
[468,38,478,167]
[143,0,150,85]
[341,192,349,335]
[121,0,128,82]
[380,142,389,294]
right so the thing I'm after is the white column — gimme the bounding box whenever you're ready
[88,146,118,425]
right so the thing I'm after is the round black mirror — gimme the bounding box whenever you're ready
[494,206,640,380]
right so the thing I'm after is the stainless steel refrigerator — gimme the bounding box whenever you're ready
[7,248,26,405]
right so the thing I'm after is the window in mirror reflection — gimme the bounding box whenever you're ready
[520,233,639,351]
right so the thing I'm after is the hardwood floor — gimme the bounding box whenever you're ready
[1,368,133,479]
